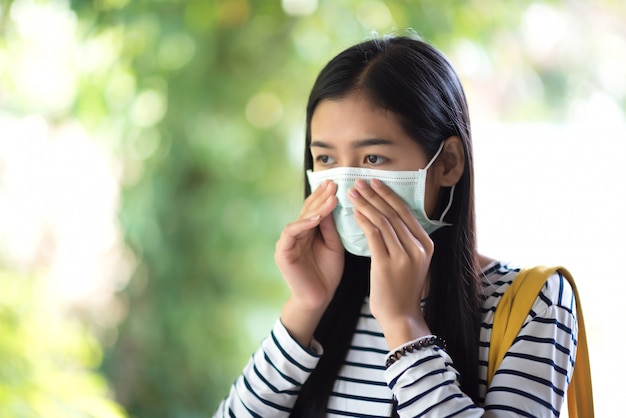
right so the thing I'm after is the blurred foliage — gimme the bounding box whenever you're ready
[0,272,127,418]
[0,0,624,416]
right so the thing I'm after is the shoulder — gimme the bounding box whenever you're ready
[539,269,577,313]
[480,262,518,310]
[480,263,577,317]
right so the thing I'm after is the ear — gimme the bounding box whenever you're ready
[435,136,465,187]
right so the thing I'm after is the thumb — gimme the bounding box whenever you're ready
[319,213,343,251]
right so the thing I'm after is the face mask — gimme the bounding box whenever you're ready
[306,142,454,257]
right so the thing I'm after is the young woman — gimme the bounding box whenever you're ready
[214,35,577,417]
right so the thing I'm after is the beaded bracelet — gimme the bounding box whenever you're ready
[385,335,446,368]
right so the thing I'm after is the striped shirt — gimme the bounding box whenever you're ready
[214,262,578,417]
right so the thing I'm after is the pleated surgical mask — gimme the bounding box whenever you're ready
[306,143,453,257]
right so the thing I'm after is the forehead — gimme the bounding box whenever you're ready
[310,94,406,141]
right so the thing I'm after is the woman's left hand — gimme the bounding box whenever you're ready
[348,178,433,348]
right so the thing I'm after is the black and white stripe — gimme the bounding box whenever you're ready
[214,262,578,417]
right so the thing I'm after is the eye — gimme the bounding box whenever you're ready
[315,155,335,165]
[365,155,386,165]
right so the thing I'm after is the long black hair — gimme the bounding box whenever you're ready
[291,35,481,417]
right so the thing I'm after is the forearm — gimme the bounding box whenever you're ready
[213,320,323,417]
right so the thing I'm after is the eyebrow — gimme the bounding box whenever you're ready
[310,138,394,149]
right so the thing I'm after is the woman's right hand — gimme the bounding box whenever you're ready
[275,180,345,346]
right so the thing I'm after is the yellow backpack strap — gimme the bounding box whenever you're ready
[487,266,594,418]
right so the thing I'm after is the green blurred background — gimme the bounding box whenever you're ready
[1,0,624,417]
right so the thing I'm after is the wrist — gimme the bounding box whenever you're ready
[280,297,327,347]
[379,314,431,350]
[386,335,446,368]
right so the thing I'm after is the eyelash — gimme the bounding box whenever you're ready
[313,154,387,165]
[365,155,386,165]
[315,155,334,165]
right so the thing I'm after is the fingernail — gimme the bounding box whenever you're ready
[348,188,360,199]
[355,179,367,189]
[309,215,321,221]
[371,178,382,188]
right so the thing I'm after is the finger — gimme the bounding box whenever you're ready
[318,209,343,251]
[370,178,434,255]
[352,207,393,256]
[361,178,431,245]
[300,192,337,225]
[349,182,427,256]
[299,180,337,220]
[349,188,405,256]
[276,216,322,254]
[278,187,338,254]
[298,179,329,217]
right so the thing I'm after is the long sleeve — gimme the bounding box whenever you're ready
[383,270,578,417]
[214,266,579,417]
[384,347,484,417]
[213,319,323,418]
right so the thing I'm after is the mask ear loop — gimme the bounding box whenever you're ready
[424,141,455,223]
[437,185,455,222]
[424,141,446,171]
